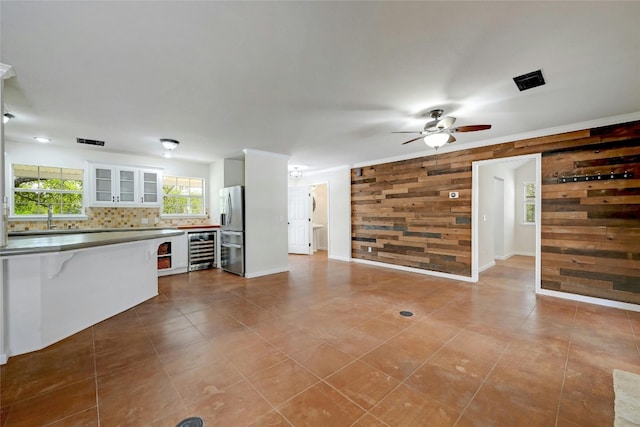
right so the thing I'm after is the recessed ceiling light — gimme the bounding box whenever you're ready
[34,136,51,143]
[3,113,14,124]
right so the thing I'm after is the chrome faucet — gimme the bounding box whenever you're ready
[47,204,55,230]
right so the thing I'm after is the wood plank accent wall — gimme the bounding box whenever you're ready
[351,120,640,304]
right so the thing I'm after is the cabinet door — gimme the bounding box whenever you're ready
[94,167,114,203]
[140,169,162,206]
[172,233,189,269]
[116,168,137,205]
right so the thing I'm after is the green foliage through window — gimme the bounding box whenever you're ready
[162,176,204,215]
[13,165,84,215]
[524,182,535,223]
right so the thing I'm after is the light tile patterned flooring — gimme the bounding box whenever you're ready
[1,254,640,426]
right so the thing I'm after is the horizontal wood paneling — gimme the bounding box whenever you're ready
[352,120,640,304]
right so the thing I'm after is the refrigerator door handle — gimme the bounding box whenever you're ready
[228,193,232,226]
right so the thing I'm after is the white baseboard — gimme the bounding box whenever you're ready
[352,258,475,282]
[245,267,289,279]
[514,251,536,257]
[329,255,351,262]
[538,289,640,313]
[479,261,496,272]
[0,353,7,365]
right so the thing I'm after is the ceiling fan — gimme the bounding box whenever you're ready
[393,109,491,149]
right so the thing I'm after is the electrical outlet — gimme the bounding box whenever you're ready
[368,247,372,253]
[449,191,459,199]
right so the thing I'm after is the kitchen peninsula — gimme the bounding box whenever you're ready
[0,228,184,364]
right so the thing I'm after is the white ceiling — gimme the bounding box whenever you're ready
[2,1,639,172]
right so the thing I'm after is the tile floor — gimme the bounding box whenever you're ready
[1,254,639,426]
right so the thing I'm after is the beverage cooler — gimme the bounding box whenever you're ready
[188,231,216,271]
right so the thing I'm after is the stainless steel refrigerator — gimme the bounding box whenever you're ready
[219,185,245,276]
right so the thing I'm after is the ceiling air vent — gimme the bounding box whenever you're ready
[513,69,545,91]
[77,137,105,147]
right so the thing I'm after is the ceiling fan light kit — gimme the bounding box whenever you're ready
[393,109,491,150]
[423,133,451,148]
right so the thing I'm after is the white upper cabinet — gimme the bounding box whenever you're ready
[88,163,162,207]
[139,168,162,206]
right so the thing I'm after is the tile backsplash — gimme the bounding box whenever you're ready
[9,207,211,231]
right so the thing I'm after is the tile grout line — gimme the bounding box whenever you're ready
[92,327,100,427]
[451,340,513,427]
[554,300,579,427]
[357,324,468,422]
[626,310,640,356]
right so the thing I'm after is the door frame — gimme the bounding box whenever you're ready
[471,153,541,293]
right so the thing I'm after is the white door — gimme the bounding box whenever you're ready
[288,187,311,254]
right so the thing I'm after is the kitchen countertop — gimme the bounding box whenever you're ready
[1,229,185,257]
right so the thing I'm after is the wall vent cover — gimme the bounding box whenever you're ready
[513,69,545,91]
[77,137,105,146]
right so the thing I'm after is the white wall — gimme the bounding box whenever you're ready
[209,158,244,226]
[514,160,536,255]
[5,141,209,178]
[244,149,289,278]
[294,165,351,262]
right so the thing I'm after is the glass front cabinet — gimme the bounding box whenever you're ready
[88,163,161,207]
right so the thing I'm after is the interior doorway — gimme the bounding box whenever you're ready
[472,154,541,292]
[311,184,328,253]
[493,177,505,259]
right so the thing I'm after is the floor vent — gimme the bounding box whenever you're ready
[77,137,105,146]
[513,69,545,91]
[176,417,204,427]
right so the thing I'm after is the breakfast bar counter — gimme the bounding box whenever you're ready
[0,229,185,364]
[1,228,185,257]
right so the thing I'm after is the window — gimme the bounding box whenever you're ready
[13,164,84,216]
[162,176,204,215]
[523,182,536,224]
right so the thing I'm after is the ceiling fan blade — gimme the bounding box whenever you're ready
[391,131,422,134]
[437,116,456,129]
[401,135,425,145]
[453,124,492,133]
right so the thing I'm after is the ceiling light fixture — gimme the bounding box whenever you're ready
[34,136,51,143]
[160,138,179,150]
[3,113,14,124]
[289,167,303,179]
[423,133,451,148]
